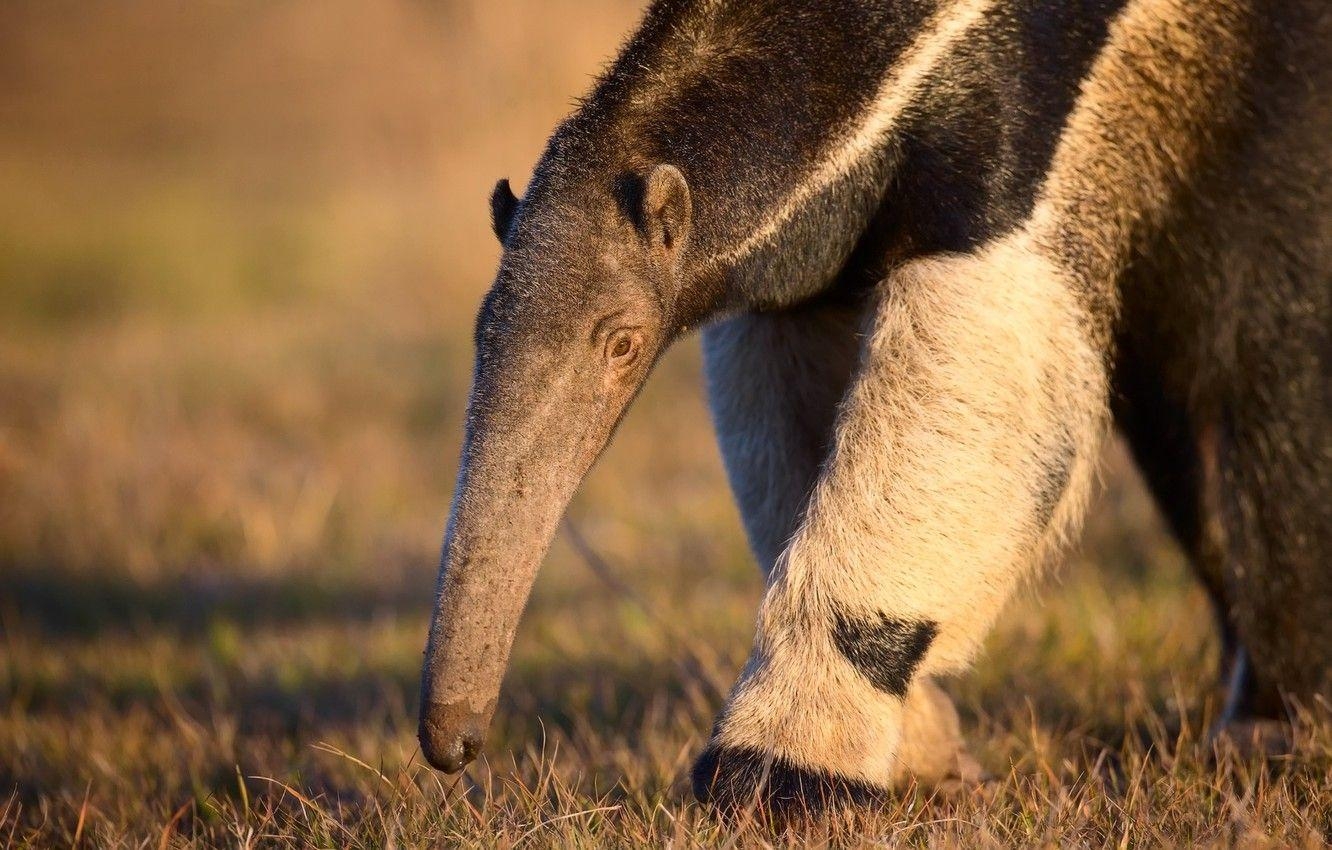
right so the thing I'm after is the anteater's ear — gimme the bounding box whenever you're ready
[490,178,519,242]
[642,164,691,259]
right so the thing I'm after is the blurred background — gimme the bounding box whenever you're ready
[0,1,1215,844]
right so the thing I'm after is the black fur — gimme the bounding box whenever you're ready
[489,179,519,242]
[831,610,938,696]
[692,744,887,818]
[846,0,1130,273]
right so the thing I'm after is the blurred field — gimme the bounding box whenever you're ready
[1,2,1329,846]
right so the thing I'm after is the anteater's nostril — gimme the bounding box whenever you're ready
[418,701,492,774]
[429,731,481,774]
[420,724,484,774]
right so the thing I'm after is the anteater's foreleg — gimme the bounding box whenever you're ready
[694,239,1110,813]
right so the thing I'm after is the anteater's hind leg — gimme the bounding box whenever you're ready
[1110,354,1275,726]
[702,294,981,791]
[1215,347,1332,723]
[1117,251,1331,738]
[1115,316,1331,740]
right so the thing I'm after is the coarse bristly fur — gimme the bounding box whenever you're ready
[420,0,1331,817]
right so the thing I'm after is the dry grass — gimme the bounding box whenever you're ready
[2,2,1330,846]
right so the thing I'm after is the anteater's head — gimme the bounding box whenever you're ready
[417,164,697,773]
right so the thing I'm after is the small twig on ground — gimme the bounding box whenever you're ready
[562,518,726,704]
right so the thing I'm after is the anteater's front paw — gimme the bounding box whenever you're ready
[691,744,888,819]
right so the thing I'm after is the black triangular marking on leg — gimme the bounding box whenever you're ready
[831,609,938,696]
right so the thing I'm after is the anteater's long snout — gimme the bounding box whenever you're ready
[417,361,603,774]
[416,483,555,775]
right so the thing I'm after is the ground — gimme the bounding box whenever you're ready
[1,2,1330,847]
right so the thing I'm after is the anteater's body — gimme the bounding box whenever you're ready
[418,0,1330,813]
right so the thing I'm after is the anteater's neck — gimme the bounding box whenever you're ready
[531,0,1128,319]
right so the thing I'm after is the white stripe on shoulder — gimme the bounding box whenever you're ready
[706,0,998,266]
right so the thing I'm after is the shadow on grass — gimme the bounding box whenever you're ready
[0,559,435,639]
[6,643,711,739]
[3,558,713,749]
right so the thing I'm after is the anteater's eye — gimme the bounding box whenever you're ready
[607,331,637,364]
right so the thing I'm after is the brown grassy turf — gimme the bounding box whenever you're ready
[1,2,1330,846]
